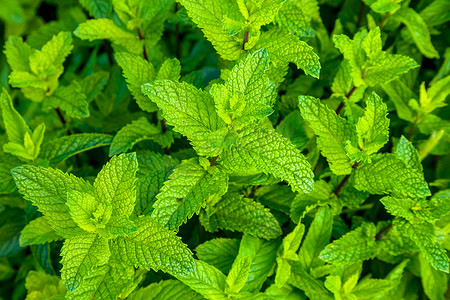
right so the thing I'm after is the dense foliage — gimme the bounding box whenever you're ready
[0,0,449,299]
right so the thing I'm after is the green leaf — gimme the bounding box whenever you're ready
[202,189,282,240]
[265,283,308,300]
[420,0,450,26]
[66,190,108,232]
[94,153,138,219]
[281,222,306,258]
[128,279,202,300]
[351,278,397,299]
[61,232,110,291]
[141,80,226,156]
[298,206,333,269]
[4,36,33,72]
[222,124,314,193]
[43,81,89,119]
[109,117,162,156]
[28,31,73,76]
[157,58,182,81]
[177,0,243,60]
[20,217,62,246]
[226,256,252,294]
[115,52,157,112]
[11,165,91,237]
[419,253,448,300]
[1,88,30,145]
[353,153,431,198]
[419,76,450,114]
[394,218,449,272]
[195,238,240,274]
[25,271,66,299]
[234,234,280,293]
[238,0,286,29]
[66,263,135,300]
[256,27,321,79]
[74,19,142,54]
[394,7,439,59]
[175,260,227,299]
[395,136,422,172]
[40,133,113,163]
[135,151,179,215]
[152,158,228,230]
[79,71,109,102]
[299,96,355,175]
[356,92,389,154]
[289,261,334,300]
[211,49,276,125]
[319,222,377,264]
[79,0,112,18]
[112,215,195,276]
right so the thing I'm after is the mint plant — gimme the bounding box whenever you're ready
[0,0,449,299]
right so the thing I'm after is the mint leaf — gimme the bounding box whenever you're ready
[20,217,62,246]
[195,238,240,274]
[419,254,448,300]
[152,158,228,230]
[128,279,202,300]
[43,81,89,119]
[226,255,252,294]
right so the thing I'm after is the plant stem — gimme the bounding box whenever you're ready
[334,161,360,196]
[242,30,249,50]
[210,156,218,166]
[55,108,81,167]
[379,13,388,30]
[137,27,148,61]
[336,70,366,114]
[375,223,392,240]
[357,2,366,28]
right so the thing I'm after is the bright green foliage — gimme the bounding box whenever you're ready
[1,0,448,299]
[356,92,389,154]
[222,124,314,192]
[152,158,228,230]
[128,279,202,300]
[195,238,240,274]
[201,188,282,239]
[299,96,355,175]
[320,222,377,264]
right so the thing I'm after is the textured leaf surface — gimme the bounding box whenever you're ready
[319,222,377,264]
[203,190,282,239]
[395,136,422,172]
[299,96,355,175]
[11,165,91,237]
[142,80,226,156]
[195,238,240,274]
[79,0,112,18]
[222,124,314,193]
[109,117,162,156]
[40,133,112,163]
[94,153,138,218]
[128,279,202,300]
[289,262,333,300]
[61,233,110,291]
[44,81,89,119]
[353,153,430,198]
[419,254,448,300]
[356,92,389,154]
[1,88,30,145]
[20,217,62,246]
[113,216,195,275]
[226,256,252,294]
[152,158,228,230]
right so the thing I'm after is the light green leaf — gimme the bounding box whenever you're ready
[299,96,355,175]
[94,153,138,219]
[275,257,292,288]
[281,222,306,257]
[109,117,162,156]
[222,123,314,193]
[157,58,181,81]
[40,133,113,163]
[61,232,111,291]
[74,19,142,54]
[202,189,282,239]
[11,165,91,237]
[395,136,422,172]
[152,158,228,230]
[142,80,226,156]
[79,0,112,18]
[43,81,89,119]
[113,215,195,275]
[135,151,179,215]
[353,153,431,198]
[28,31,73,76]
[319,222,377,264]
[356,92,389,154]
[20,217,62,246]
[25,271,66,300]
[128,279,202,300]
[67,190,109,232]
[195,238,240,274]
[394,7,439,58]
[299,206,333,269]
[4,36,33,72]
[115,52,157,112]
[256,27,321,79]
[1,88,30,145]
[351,278,396,299]
[419,253,447,300]
[175,260,227,299]
[177,0,243,60]
[239,0,286,29]
[289,262,334,300]
[394,218,449,272]
[78,71,109,102]
[265,283,308,300]
[226,256,252,294]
